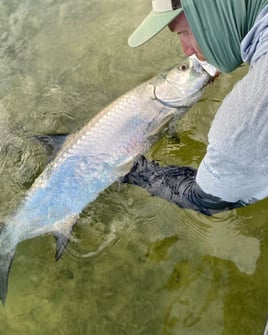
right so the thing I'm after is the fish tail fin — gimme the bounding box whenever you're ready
[0,249,16,305]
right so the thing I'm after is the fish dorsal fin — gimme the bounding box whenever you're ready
[34,134,68,161]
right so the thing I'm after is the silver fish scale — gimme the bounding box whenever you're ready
[54,84,165,166]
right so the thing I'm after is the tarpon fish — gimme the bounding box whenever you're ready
[0,57,212,303]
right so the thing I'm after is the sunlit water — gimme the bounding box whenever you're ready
[0,1,267,334]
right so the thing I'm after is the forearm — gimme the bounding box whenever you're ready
[122,156,245,216]
[170,173,245,215]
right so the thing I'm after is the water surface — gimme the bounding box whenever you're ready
[0,1,267,335]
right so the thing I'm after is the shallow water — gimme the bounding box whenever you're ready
[0,1,268,334]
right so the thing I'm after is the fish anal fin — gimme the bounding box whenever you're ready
[53,214,79,261]
[54,233,70,261]
[0,249,16,305]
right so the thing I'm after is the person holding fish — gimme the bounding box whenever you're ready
[123,0,268,216]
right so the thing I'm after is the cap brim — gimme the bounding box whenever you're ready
[128,8,183,48]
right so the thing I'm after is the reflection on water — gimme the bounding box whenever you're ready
[0,1,268,335]
[183,211,260,275]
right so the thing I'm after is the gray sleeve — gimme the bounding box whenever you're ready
[196,52,268,204]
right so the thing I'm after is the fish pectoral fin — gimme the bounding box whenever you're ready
[54,233,70,261]
[0,249,16,305]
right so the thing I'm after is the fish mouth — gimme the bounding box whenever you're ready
[189,54,218,77]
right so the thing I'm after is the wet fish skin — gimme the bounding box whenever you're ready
[0,58,210,304]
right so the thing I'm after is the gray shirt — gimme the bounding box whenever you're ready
[196,6,268,203]
[123,6,268,214]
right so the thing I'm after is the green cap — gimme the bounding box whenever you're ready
[128,0,183,47]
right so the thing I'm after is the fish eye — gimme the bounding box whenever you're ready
[178,63,189,71]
